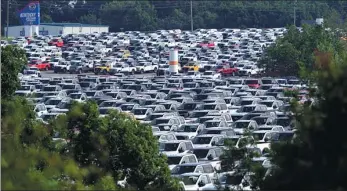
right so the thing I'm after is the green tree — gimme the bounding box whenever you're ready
[219,131,267,190]
[55,101,180,191]
[1,45,27,99]
[158,9,188,30]
[100,1,158,32]
[259,25,346,77]
[1,98,90,190]
[258,40,300,77]
[3,1,347,32]
[1,50,116,190]
[79,13,101,25]
[261,55,347,190]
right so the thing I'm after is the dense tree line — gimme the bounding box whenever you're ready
[258,24,347,77]
[2,1,347,32]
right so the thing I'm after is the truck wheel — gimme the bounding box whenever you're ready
[102,70,107,75]
[45,66,49,71]
[232,72,235,76]
[154,67,158,73]
[63,68,67,73]
[131,70,135,75]
[78,69,82,74]
[248,72,251,77]
[140,69,144,74]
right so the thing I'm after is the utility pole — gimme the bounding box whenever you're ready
[293,0,297,27]
[6,0,10,37]
[190,0,193,32]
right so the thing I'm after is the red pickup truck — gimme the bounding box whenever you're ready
[49,39,64,47]
[28,60,50,71]
[216,64,238,76]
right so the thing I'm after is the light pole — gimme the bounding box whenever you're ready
[190,0,193,32]
[6,0,10,38]
[294,0,297,27]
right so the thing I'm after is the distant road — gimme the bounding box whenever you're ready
[40,71,156,78]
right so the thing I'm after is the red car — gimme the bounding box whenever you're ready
[198,41,215,48]
[216,64,238,76]
[49,39,64,47]
[28,59,50,71]
[244,79,261,89]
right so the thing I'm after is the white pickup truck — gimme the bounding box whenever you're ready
[135,62,158,73]
[179,173,218,191]
[114,64,136,75]
[54,61,71,73]
[105,45,113,53]
[50,57,64,67]
[238,65,261,76]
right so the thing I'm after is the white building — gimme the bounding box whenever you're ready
[5,23,109,38]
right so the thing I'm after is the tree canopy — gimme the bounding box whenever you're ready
[1,98,92,190]
[218,26,347,190]
[260,52,347,190]
[2,1,347,32]
[2,98,180,190]
[258,25,346,77]
[55,101,180,190]
[1,45,27,99]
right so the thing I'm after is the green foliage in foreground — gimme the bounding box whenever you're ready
[2,98,90,190]
[1,45,27,99]
[220,53,347,190]
[2,99,180,190]
[261,56,347,190]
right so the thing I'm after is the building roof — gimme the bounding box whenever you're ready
[40,23,109,27]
